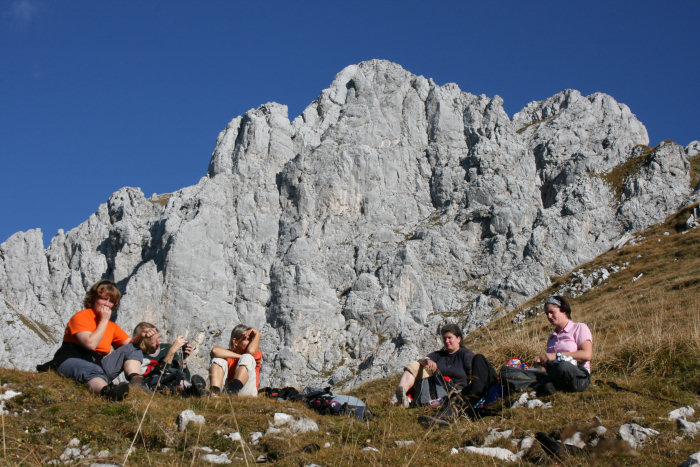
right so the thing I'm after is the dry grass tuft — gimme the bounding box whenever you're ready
[689,152,700,188]
[602,144,655,199]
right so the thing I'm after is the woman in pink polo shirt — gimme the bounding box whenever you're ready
[534,295,593,394]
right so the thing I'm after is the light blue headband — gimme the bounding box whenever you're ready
[545,296,562,307]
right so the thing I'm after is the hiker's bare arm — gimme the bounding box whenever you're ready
[73,306,111,350]
[245,328,260,355]
[163,336,186,365]
[124,327,157,346]
[210,345,242,359]
[567,340,592,363]
[537,340,592,364]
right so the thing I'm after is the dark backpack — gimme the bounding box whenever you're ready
[259,386,301,400]
[304,389,372,421]
[499,366,546,394]
[412,374,450,407]
[144,364,187,393]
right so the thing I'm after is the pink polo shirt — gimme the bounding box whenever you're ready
[546,320,593,372]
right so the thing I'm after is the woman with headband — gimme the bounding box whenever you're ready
[534,295,593,394]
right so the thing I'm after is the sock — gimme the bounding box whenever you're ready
[211,386,221,394]
[226,380,244,395]
[126,373,139,381]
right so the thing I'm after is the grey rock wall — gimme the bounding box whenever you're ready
[1,60,698,388]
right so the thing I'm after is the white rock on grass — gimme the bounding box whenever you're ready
[669,406,695,421]
[511,392,531,408]
[619,423,660,449]
[563,432,586,449]
[394,440,415,447]
[677,418,700,436]
[459,446,517,462]
[484,428,513,446]
[520,436,536,451]
[249,432,263,445]
[289,417,319,434]
[59,448,82,462]
[224,432,241,441]
[681,451,700,467]
[178,410,206,431]
[266,414,318,437]
[526,399,549,409]
[191,446,213,453]
[0,390,21,400]
[201,452,232,464]
[265,425,284,437]
[273,412,294,425]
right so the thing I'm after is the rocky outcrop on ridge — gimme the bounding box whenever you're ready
[1,60,698,388]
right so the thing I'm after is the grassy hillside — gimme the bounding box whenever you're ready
[1,203,698,466]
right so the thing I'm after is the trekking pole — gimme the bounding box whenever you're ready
[595,380,683,406]
[123,363,170,465]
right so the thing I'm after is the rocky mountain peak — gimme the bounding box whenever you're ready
[1,60,698,388]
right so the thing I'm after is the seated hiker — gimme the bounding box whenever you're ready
[499,295,593,397]
[132,322,206,396]
[395,323,495,408]
[39,279,154,401]
[534,295,593,394]
[208,325,262,396]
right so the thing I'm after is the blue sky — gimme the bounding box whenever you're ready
[2,1,698,246]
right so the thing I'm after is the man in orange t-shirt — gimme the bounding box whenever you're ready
[209,325,262,396]
[43,280,153,401]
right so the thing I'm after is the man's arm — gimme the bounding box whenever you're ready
[210,345,242,359]
[162,336,187,365]
[123,327,157,346]
[245,328,261,355]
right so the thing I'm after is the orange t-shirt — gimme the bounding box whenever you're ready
[226,350,263,388]
[63,308,130,355]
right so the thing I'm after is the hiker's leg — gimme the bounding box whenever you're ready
[547,361,590,392]
[397,370,416,393]
[57,357,109,394]
[399,361,431,392]
[86,377,109,393]
[209,357,229,391]
[100,343,143,381]
[228,354,257,396]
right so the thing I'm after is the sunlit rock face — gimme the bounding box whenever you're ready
[1,60,698,388]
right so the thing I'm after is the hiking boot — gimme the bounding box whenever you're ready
[101,382,130,401]
[418,400,461,428]
[190,375,207,397]
[129,374,149,392]
[395,386,410,408]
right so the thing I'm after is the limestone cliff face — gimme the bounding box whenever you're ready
[1,60,698,388]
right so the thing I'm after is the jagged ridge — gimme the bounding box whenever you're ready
[1,60,698,388]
